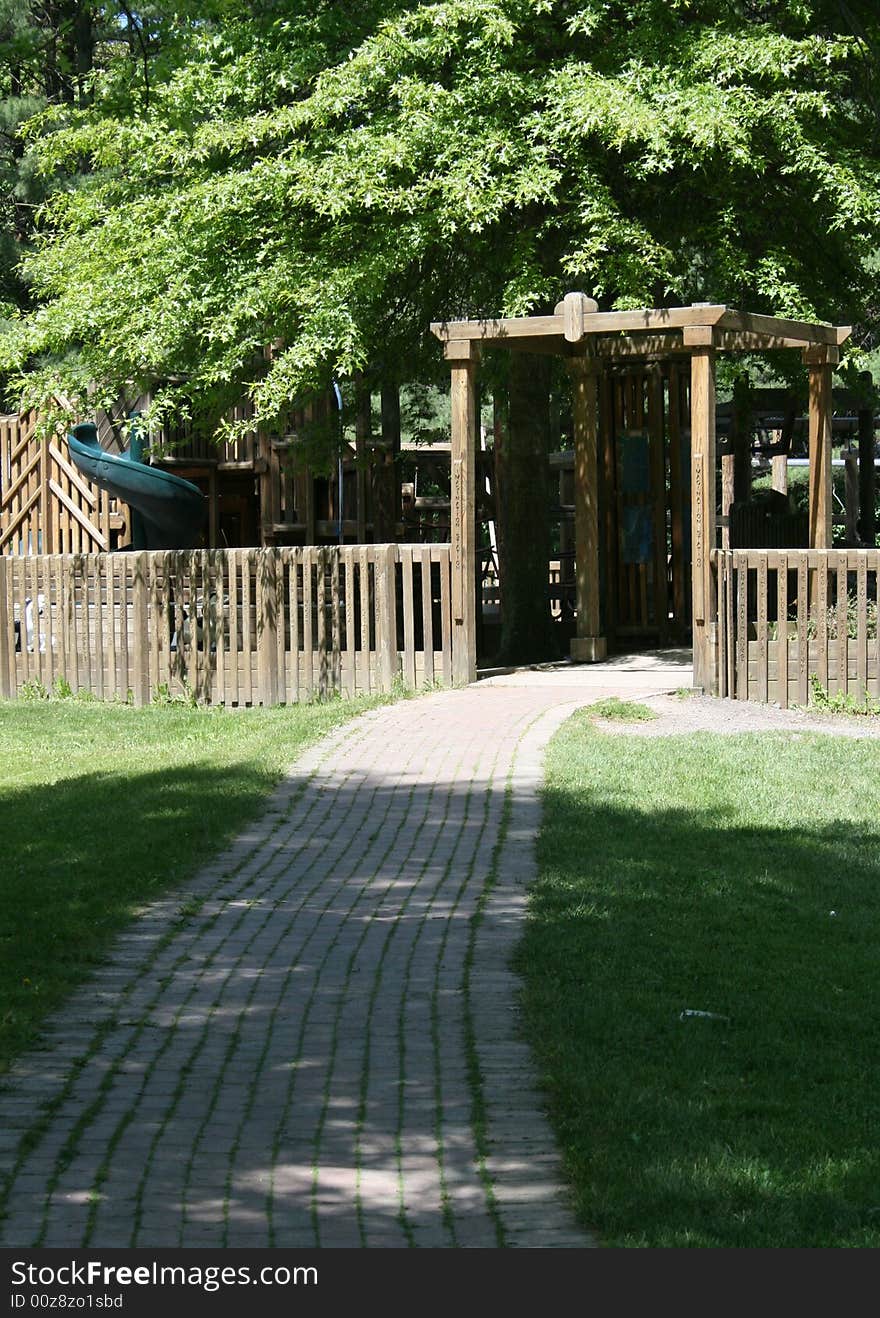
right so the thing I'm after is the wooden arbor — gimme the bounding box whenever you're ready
[432,293,851,690]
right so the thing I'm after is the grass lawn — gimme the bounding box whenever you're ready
[0,694,384,1076]
[516,712,880,1248]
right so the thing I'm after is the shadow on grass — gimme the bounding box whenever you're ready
[0,760,299,1071]
[517,757,880,1248]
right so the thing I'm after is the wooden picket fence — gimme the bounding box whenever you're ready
[714,548,879,705]
[0,544,453,706]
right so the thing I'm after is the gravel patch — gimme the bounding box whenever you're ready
[589,693,880,739]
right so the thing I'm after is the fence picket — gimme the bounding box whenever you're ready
[857,554,868,700]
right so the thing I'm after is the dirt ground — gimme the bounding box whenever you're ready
[592,692,880,740]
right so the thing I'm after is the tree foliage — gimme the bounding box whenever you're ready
[2,0,880,432]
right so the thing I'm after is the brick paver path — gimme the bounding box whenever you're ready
[0,658,688,1248]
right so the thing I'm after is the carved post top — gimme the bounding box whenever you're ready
[554,291,600,343]
[443,339,480,365]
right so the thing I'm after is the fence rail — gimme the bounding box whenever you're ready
[714,548,879,705]
[0,544,453,706]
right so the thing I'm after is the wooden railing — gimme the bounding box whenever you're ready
[0,544,453,706]
[714,549,879,705]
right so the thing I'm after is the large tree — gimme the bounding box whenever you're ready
[4,1,880,418]
[3,0,880,654]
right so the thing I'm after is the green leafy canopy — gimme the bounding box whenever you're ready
[2,0,880,437]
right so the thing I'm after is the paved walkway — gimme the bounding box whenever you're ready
[0,654,690,1249]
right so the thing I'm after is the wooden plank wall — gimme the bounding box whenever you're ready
[1,412,130,556]
[714,549,879,705]
[0,544,453,706]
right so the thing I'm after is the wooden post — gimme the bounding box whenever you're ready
[568,354,607,661]
[685,328,718,693]
[131,550,149,706]
[377,542,398,691]
[446,339,478,685]
[257,549,279,705]
[804,346,836,548]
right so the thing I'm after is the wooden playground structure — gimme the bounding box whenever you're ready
[1,292,878,706]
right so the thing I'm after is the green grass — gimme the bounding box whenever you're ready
[516,720,880,1248]
[586,697,657,722]
[0,695,385,1075]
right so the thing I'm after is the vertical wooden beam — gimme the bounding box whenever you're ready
[131,550,149,706]
[686,329,718,693]
[446,339,478,685]
[567,354,607,662]
[804,346,836,549]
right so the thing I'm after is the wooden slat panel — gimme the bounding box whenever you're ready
[797,553,809,705]
[438,546,452,687]
[377,544,397,692]
[79,555,92,696]
[331,550,341,694]
[359,546,371,696]
[343,554,356,698]
[316,547,328,698]
[106,555,118,700]
[20,555,34,689]
[228,551,240,707]
[776,552,788,709]
[857,554,868,699]
[421,545,434,688]
[401,548,416,689]
[301,547,314,700]
[241,550,254,707]
[735,555,748,700]
[756,553,768,703]
[131,552,148,706]
[54,556,67,689]
[209,551,223,706]
[836,560,847,696]
[815,555,829,694]
[14,557,28,688]
[288,549,300,704]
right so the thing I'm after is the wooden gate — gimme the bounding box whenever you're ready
[602,363,691,645]
[1,412,129,556]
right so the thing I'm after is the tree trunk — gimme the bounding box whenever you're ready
[494,352,558,664]
[372,381,400,542]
